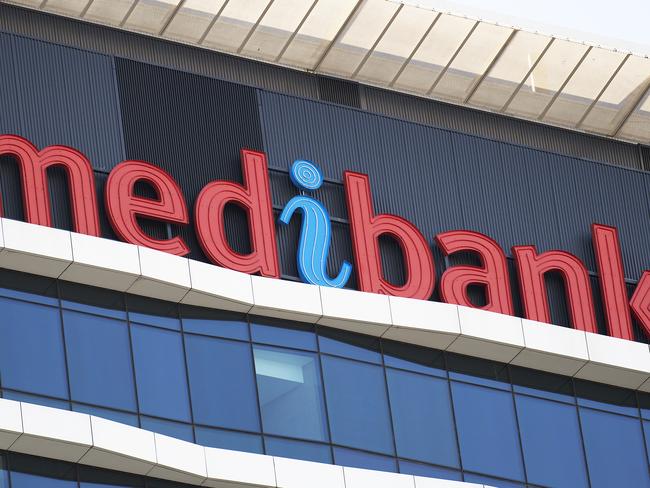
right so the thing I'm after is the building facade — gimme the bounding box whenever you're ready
[0,1,649,487]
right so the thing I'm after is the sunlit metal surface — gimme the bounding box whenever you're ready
[8,0,650,144]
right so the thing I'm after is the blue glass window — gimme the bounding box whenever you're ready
[515,394,588,488]
[72,404,139,427]
[451,381,525,481]
[131,325,190,421]
[333,448,397,472]
[398,461,462,481]
[140,417,193,442]
[2,391,69,410]
[63,310,136,411]
[195,427,263,454]
[264,437,332,464]
[127,295,180,331]
[0,297,68,399]
[253,345,328,441]
[0,455,8,488]
[185,334,259,431]
[462,474,525,487]
[386,368,459,467]
[321,355,394,454]
[318,328,381,364]
[251,317,317,351]
[580,407,650,488]
[181,307,249,341]
[8,454,76,488]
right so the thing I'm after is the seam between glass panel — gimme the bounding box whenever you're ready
[179,304,198,444]
[442,352,467,480]
[55,281,73,410]
[572,378,594,488]
[314,324,336,463]
[248,318,268,454]
[124,297,144,429]
[508,366,530,486]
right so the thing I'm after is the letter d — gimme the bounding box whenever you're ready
[195,150,280,277]
[344,171,435,300]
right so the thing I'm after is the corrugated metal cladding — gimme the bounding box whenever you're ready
[0,2,645,171]
[259,91,650,284]
[114,59,268,262]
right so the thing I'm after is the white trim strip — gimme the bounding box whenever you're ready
[0,398,492,488]
[0,217,649,391]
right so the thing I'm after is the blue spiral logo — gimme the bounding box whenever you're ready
[290,160,323,191]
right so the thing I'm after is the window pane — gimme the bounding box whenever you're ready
[322,355,394,454]
[195,427,263,454]
[264,437,332,464]
[0,455,8,488]
[580,407,650,487]
[181,306,249,341]
[333,448,397,472]
[515,394,588,488]
[127,295,181,330]
[2,391,69,410]
[0,297,68,398]
[463,474,525,487]
[254,345,328,441]
[72,404,139,427]
[185,334,259,431]
[451,381,525,481]
[251,317,317,351]
[63,310,136,411]
[8,454,76,488]
[398,461,462,481]
[131,325,190,421]
[386,369,458,467]
[318,328,381,364]
[140,416,194,442]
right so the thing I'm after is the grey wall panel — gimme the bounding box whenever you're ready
[259,91,650,285]
[114,58,266,262]
[0,3,319,100]
[363,87,644,171]
[0,33,125,171]
[0,33,21,136]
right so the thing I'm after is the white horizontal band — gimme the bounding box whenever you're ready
[0,217,648,391]
[0,398,490,488]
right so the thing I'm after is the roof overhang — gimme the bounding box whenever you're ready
[6,0,650,145]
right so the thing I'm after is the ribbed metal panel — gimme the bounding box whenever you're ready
[114,58,266,262]
[363,87,644,171]
[0,3,318,100]
[317,77,362,109]
[259,91,650,283]
[0,32,125,171]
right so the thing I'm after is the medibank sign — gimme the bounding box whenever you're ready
[2,134,649,342]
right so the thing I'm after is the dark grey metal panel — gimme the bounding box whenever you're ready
[115,58,267,262]
[0,33,125,171]
[363,86,644,170]
[259,91,650,284]
[0,3,319,100]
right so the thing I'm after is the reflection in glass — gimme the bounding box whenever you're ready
[185,334,259,431]
[322,355,394,454]
[0,297,68,399]
[580,407,650,487]
[451,381,525,481]
[254,345,328,441]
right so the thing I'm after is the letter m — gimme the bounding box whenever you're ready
[0,134,100,236]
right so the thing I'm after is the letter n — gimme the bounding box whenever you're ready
[512,245,597,333]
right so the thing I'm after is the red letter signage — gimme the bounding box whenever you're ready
[194,150,280,277]
[0,134,100,236]
[344,171,435,300]
[630,271,650,339]
[592,224,634,340]
[105,160,189,255]
[437,230,514,315]
[513,246,597,333]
